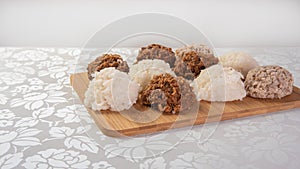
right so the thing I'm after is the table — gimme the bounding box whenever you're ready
[0,47,299,169]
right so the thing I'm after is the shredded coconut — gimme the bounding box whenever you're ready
[219,51,259,78]
[245,65,293,99]
[84,67,139,111]
[129,59,176,92]
[191,64,246,101]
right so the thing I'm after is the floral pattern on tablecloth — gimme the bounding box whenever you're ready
[0,47,300,169]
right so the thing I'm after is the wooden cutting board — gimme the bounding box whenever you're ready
[70,72,300,137]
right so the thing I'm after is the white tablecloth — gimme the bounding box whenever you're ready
[0,47,300,169]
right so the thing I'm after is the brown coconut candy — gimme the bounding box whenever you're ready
[87,54,129,80]
[245,65,294,99]
[140,73,197,114]
[176,44,218,66]
[136,44,176,67]
[173,51,206,80]
[174,44,219,80]
[176,44,214,56]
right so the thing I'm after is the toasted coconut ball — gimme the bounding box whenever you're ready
[175,44,218,67]
[129,59,176,92]
[173,51,206,80]
[219,51,259,78]
[140,73,197,114]
[87,54,129,80]
[191,65,246,102]
[176,44,214,56]
[136,44,176,67]
[84,68,139,111]
[245,66,294,99]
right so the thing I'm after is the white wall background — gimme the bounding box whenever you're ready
[0,0,300,48]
